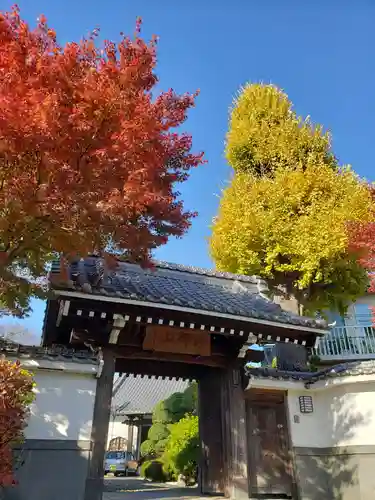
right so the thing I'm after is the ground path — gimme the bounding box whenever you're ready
[103,477,222,500]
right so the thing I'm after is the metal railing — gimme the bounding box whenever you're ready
[314,325,375,361]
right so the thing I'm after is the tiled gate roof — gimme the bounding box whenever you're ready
[50,257,327,330]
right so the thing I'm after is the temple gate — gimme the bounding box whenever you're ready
[42,257,326,499]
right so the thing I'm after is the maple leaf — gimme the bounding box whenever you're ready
[0,5,204,316]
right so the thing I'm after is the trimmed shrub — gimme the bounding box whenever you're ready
[148,423,169,443]
[140,439,156,458]
[162,415,199,485]
[141,460,168,482]
[154,438,169,455]
[152,400,170,424]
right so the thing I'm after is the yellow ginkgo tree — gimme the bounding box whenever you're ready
[210,84,375,314]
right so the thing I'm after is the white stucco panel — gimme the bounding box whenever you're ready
[25,370,96,441]
[288,390,331,448]
[288,381,375,448]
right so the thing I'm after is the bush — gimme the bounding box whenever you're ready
[162,415,199,485]
[182,383,198,414]
[148,423,169,443]
[0,359,35,487]
[140,439,156,458]
[153,387,198,426]
[154,438,169,455]
[144,385,199,465]
[163,392,194,424]
[141,460,168,482]
[152,400,170,424]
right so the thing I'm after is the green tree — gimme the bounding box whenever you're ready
[211,84,375,314]
[162,415,200,485]
[163,390,196,423]
[141,385,198,459]
[140,439,156,459]
[148,423,170,443]
[152,400,170,425]
[182,382,198,414]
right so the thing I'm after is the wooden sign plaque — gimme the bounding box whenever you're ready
[143,325,211,357]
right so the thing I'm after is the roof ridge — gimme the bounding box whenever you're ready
[151,260,258,283]
[52,256,258,283]
[49,257,327,330]
[0,340,99,364]
[246,359,375,385]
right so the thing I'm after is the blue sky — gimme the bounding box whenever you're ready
[1,0,374,337]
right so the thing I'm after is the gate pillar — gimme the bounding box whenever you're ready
[199,368,226,495]
[199,364,249,499]
[84,348,116,500]
[223,364,249,500]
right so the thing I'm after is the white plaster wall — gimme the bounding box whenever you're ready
[288,389,331,448]
[25,369,96,441]
[288,381,375,448]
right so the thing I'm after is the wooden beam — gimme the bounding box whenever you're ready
[110,345,229,369]
[115,358,210,381]
[70,326,239,359]
[84,348,116,500]
[54,296,320,346]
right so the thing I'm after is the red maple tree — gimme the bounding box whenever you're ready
[348,226,375,292]
[348,186,375,296]
[0,359,34,487]
[0,6,204,316]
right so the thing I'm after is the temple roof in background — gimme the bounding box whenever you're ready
[112,373,190,416]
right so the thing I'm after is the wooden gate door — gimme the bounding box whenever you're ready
[247,391,293,498]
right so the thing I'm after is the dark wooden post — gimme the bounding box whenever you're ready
[224,363,249,500]
[198,368,225,495]
[84,348,116,500]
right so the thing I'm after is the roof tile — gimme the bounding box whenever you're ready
[112,374,190,415]
[246,360,375,385]
[50,258,327,330]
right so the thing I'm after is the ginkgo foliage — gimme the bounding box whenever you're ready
[211,163,374,314]
[211,84,375,314]
[226,83,337,177]
[0,6,203,316]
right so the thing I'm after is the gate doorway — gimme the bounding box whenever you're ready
[104,370,221,500]
[246,390,294,498]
